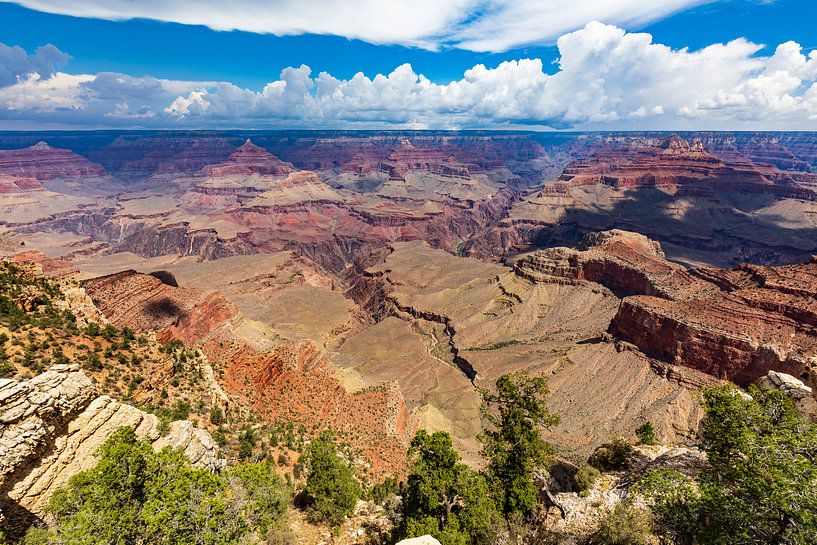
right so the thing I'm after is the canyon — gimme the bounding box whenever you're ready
[1,130,816,495]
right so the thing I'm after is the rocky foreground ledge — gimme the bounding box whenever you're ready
[0,364,222,529]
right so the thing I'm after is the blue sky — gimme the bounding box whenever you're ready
[0,0,816,129]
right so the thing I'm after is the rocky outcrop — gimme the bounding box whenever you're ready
[82,270,239,343]
[7,250,77,278]
[396,537,442,545]
[0,365,222,527]
[758,371,817,417]
[547,445,708,539]
[0,365,96,486]
[608,257,817,388]
[0,142,106,180]
[514,229,704,298]
[54,285,108,328]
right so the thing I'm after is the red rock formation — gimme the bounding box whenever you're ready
[7,250,77,278]
[375,138,474,181]
[212,338,413,476]
[607,256,817,387]
[198,140,294,177]
[550,135,816,200]
[0,142,106,180]
[81,270,237,334]
[0,175,42,193]
[518,230,817,389]
[82,269,415,476]
[514,230,707,298]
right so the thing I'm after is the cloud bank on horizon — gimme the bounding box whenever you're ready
[1,21,817,129]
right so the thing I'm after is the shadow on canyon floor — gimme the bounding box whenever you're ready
[517,187,817,267]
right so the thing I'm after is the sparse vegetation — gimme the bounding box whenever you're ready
[635,422,657,446]
[594,501,655,545]
[589,436,633,471]
[468,339,524,351]
[574,465,601,496]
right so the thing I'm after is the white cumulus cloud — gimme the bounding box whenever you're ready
[2,23,817,129]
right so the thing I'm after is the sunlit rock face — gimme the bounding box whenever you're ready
[0,365,222,518]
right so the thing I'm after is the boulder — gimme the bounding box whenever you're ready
[396,536,442,545]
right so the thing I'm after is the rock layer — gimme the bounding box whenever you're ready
[0,142,105,180]
[199,140,294,177]
[0,365,221,528]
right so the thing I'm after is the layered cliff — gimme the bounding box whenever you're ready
[0,365,221,530]
[199,139,294,177]
[491,134,817,266]
[0,142,106,180]
[608,260,817,386]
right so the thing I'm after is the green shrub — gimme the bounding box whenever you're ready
[0,359,14,378]
[589,437,633,471]
[209,406,224,425]
[635,422,657,446]
[574,465,601,495]
[595,501,655,545]
[25,427,291,545]
[212,428,227,447]
[366,476,401,505]
[238,428,257,461]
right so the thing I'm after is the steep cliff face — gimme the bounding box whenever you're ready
[605,253,817,389]
[0,365,221,532]
[609,296,813,384]
[511,229,817,402]
[513,229,703,298]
